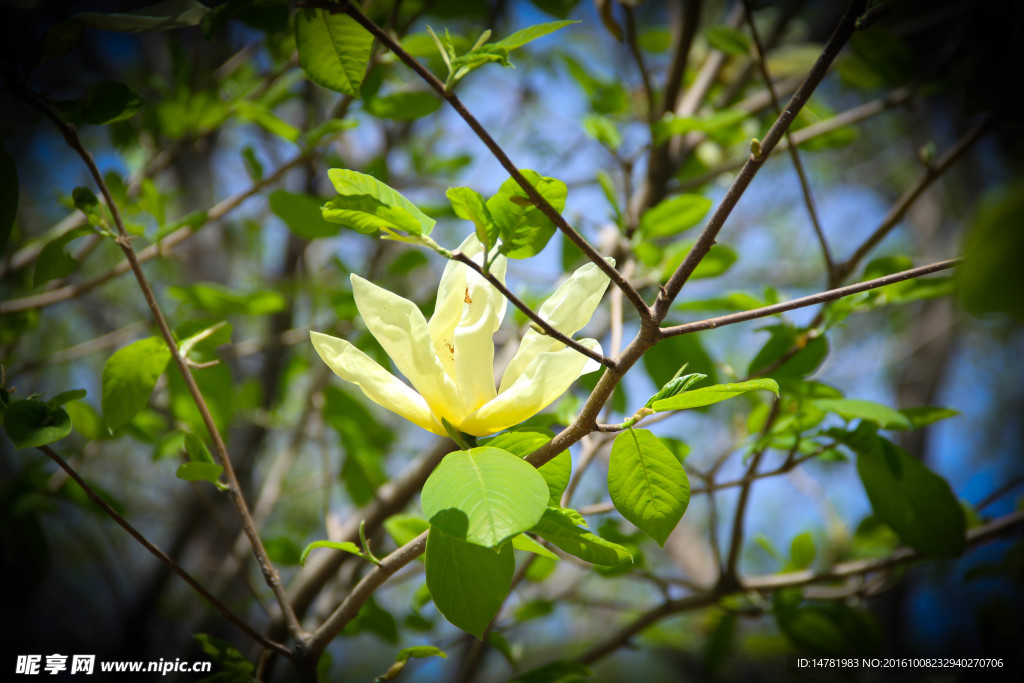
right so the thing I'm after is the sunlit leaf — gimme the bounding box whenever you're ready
[608,429,690,546]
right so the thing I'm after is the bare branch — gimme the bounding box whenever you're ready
[652,0,868,325]
[37,446,291,658]
[15,90,305,640]
[660,257,961,338]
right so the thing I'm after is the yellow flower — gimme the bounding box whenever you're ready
[310,235,612,436]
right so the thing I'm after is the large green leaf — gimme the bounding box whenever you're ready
[101,337,171,430]
[651,378,779,412]
[481,430,571,505]
[608,429,690,546]
[812,398,912,430]
[486,170,567,259]
[773,589,882,655]
[832,424,965,557]
[642,332,718,387]
[295,8,372,97]
[425,527,514,638]
[323,168,436,236]
[530,507,632,566]
[421,447,549,548]
[639,194,712,239]
[3,400,73,449]
[0,141,18,252]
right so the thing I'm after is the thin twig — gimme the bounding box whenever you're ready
[744,0,834,277]
[833,116,993,285]
[37,446,291,657]
[0,151,312,315]
[652,0,867,325]
[659,257,961,338]
[16,90,305,640]
[451,251,615,369]
[722,401,780,585]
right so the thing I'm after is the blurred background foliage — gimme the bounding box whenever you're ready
[1,0,1023,681]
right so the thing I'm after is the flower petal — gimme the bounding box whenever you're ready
[460,338,603,436]
[453,263,506,410]
[427,233,507,410]
[350,274,466,423]
[500,259,613,393]
[310,331,446,435]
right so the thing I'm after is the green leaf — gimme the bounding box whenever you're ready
[365,92,442,120]
[79,82,143,125]
[447,187,497,250]
[72,186,105,226]
[295,8,372,97]
[900,406,959,429]
[481,430,571,505]
[3,400,73,449]
[269,190,336,239]
[812,398,913,430]
[511,533,560,561]
[639,194,712,239]
[486,170,567,258]
[748,325,828,381]
[832,423,966,557]
[421,447,549,548]
[395,645,446,664]
[324,168,436,236]
[425,526,514,638]
[34,226,93,289]
[183,432,213,463]
[0,141,19,251]
[492,20,577,50]
[299,540,366,566]
[659,241,738,280]
[101,337,171,430]
[789,531,816,570]
[582,114,621,151]
[704,24,751,56]
[651,378,779,412]
[73,0,209,32]
[193,634,254,681]
[530,507,632,566]
[384,514,430,547]
[175,461,224,485]
[608,429,690,546]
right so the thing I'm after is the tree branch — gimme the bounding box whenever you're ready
[660,257,961,338]
[651,0,867,324]
[37,446,291,657]
[15,90,305,641]
[744,0,834,277]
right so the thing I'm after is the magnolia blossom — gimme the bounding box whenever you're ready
[310,235,612,437]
